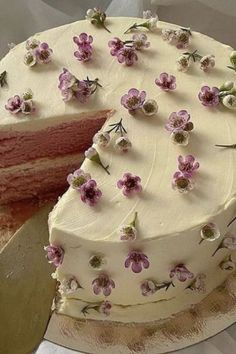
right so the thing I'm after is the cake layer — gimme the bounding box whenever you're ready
[0,153,83,204]
[0,114,108,168]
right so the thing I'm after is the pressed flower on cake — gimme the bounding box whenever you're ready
[92,274,115,296]
[117,173,142,196]
[121,88,146,113]
[155,73,176,91]
[44,244,64,267]
[125,250,150,273]
[170,264,194,282]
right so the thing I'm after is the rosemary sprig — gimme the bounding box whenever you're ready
[106,118,127,136]
[183,49,202,62]
[0,71,7,87]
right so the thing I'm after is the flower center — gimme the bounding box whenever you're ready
[125,178,136,189]
[127,96,139,108]
[176,177,189,189]
[174,132,185,143]
[85,188,96,199]
[39,50,50,61]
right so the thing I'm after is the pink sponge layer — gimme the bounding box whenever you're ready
[0,154,83,204]
[0,114,107,168]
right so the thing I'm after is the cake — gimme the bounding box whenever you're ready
[1,10,236,324]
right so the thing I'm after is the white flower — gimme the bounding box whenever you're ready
[89,254,106,269]
[119,224,137,241]
[222,234,236,249]
[143,10,153,19]
[200,54,215,71]
[132,33,150,50]
[142,99,158,116]
[220,257,235,271]
[220,81,234,91]
[59,277,80,295]
[190,273,206,293]
[171,130,189,146]
[93,131,110,148]
[146,16,158,30]
[85,8,96,21]
[222,94,236,110]
[24,51,37,67]
[22,88,33,101]
[26,37,40,50]
[230,50,236,66]
[115,136,132,152]
[161,28,174,41]
[85,147,97,159]
[200,223,221,242]
[176,55,191,72]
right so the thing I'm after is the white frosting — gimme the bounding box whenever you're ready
[2,17,236,322]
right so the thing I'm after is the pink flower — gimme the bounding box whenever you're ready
[44,244,64,267]
[108,37,124,56]
[67,169,91,190]
[34,42,53,64]
[100,301,112,316]
[74,49,93,62]
[172,172,194,193]
[155,72,176,91]
[198,86,220,107]
[73,33,93,50]
[132,33,150,50]
[20,100,35,115]
[165,110,193,132]
[74,80,92,103]
[5,95,23,114]
[73,33,93,62]
[117,173,142,196]
[116,47,138,66]
[125,250,150,273]
[177,155,200,178]
[92,274,115,296]
[141,280,157,296]
[170,264,194,282]
[80,179,102,206]
[58,68,77,101]
[121,88,146,113]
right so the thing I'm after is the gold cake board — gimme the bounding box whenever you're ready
[45,272,236,354]
[1,201,236,354]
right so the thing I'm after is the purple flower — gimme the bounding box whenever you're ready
[20,100,35,115]
[125,250,150,273]
[155,72,176,91]
[34,42,53,64]
[116,47,138,66]
[92,274,115,296]
[73,33,93,62]
[74,80,92,103]
[117,173,142,196]
[178,155,200,178]
[172,172,194,193]
[198,86,220,107]
[165,110,193,132]
[141,280,157,296]
[108,37,124,56]
[170,264,194,282]
[67,169,91,190]
[80,179,102,206]
[132,33,150,50]
[44,244,64,267]
[74,49,93,62]
[5,95,23,114]
[58,68,77,101]
[73,33,93,50]
[100,301,112,316]
[121,88,146,113]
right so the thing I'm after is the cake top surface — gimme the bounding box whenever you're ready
[1,16,236,241]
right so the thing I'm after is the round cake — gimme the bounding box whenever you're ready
[1,12,236,324]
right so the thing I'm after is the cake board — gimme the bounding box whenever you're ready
[1,201,236,354]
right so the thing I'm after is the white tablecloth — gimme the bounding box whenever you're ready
[1,1,236,353]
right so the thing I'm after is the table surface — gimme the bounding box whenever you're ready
[1,1,236,353]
